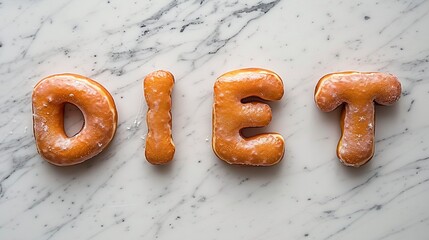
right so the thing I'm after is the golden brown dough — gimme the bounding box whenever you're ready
[314,71,401,167]
[212,68,285,166]
[143,70,175,164]
[32,73,118,166]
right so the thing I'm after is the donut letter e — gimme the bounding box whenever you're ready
[212,68,285,166]
[143,70,175,165]
[314,72,401,167]
[32,74,118,166]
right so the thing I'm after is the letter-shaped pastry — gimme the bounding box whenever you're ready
[143,70,175,164]
[32,74,118,166]
[212,68,285,166]
[314,71,401,167]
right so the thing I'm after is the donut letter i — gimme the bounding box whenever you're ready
[212,68,285,166]
[32,74,118,166]
[143,70,175,164]
[314,72,401,167]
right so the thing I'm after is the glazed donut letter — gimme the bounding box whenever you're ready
[32,74,118,166]
[212,68,285,166]
[143,70,175,164]
[314,71,401,167]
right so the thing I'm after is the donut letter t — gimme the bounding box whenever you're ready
[212,68,285,166]
[314,72,401,167]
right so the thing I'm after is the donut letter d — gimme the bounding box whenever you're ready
[32,74,118,166]
[212,68,285,166]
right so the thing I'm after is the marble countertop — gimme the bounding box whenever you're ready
[1,0,429,239]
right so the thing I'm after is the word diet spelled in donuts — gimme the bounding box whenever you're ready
[32,69,401,168]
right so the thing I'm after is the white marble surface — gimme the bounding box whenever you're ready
[1,0,429,239]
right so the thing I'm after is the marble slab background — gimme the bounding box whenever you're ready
[1,0,429,239]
